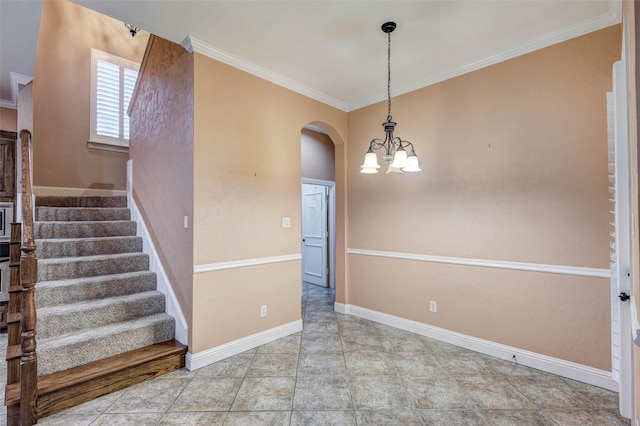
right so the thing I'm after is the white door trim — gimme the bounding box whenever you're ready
[302,178,335,289]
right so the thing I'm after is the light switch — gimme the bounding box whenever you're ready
[282,217,291,228]
[183,215,189,229]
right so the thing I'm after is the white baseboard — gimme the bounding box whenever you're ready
[334,302,348,314]
[336,303,617,391]
[127,160,188,345]
[34,185,127,197]
[186,320,303,371]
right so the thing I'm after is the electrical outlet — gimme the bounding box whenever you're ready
[260,305,267,317]
[429,301,437,313]
[282,217,291,228]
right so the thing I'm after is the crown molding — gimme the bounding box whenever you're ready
[0,72,33,109]
[182,35,349,112]
[182,2,619,113]
[349,1,622,111]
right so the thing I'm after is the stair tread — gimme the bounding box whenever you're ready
[38,290,163,319]
[37,270,155,288]
[38,313,174,348]
[35,196,127,208]
[36,207,129,211]
[38,290,164,315]
[36,270,157,308]
[36,207,131,222]
[35,220,134,225]
[36,235,144,259]
[36,235,141,243]
[38,251,148,265]
[34,220,137,239]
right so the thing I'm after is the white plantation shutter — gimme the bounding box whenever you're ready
[90,49,139,149]
[123,68,138,140]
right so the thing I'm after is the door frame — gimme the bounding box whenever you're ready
[301,178,335,289]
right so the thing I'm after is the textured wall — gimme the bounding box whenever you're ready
[33,0,149,191]
[347,26,620,370]
[129,36,195,338]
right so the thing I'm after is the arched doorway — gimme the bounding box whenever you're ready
[300,124,335,288]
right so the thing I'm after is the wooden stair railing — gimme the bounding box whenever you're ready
[20,129,38,425]
[6,222,22,425]
[5,129,38,425]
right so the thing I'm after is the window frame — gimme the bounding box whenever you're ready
[89,48,139,152]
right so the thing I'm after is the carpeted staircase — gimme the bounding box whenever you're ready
[6,195,186,421]
[33,195,176,376]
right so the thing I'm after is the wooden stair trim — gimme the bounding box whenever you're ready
[5,383,18,405]
[5,344,20,361]
[6,313,20,324]
[5,340,187,418]
[39,340,186,393]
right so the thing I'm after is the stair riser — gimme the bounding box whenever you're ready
[36,207,131,222]
[35,344,186,419]
[36,272,157,308]
[35,222,137,239]
[37,292,166,339]
[38,254,149,281]
[36,237,143,259]
[36,196,127,208]
[37,316,175,376]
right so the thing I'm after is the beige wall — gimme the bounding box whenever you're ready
[191,53,347,353]
[347,26,620,371]
[129,36,195,342]
[33,0,149,191]
[301,128,335,181]
[0,107,17,132]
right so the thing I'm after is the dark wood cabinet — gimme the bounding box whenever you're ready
[0,301,7,331]
[0,131,16,202]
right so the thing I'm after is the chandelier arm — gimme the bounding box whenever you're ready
[369,138,387,150]
[390,136,403,149]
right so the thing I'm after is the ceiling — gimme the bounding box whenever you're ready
[1,0,620,112]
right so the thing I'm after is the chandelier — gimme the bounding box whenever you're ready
[360,22,421,174]
[124,23,140,37]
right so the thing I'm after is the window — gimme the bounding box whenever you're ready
[90,49,139,151]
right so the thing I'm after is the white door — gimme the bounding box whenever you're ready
[302,183,328,287]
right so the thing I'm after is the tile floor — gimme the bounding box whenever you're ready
[0,283,631,425]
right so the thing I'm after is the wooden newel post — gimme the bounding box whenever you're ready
[19,129,37,425]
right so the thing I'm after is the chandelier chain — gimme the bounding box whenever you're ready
[387,31,392,121]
